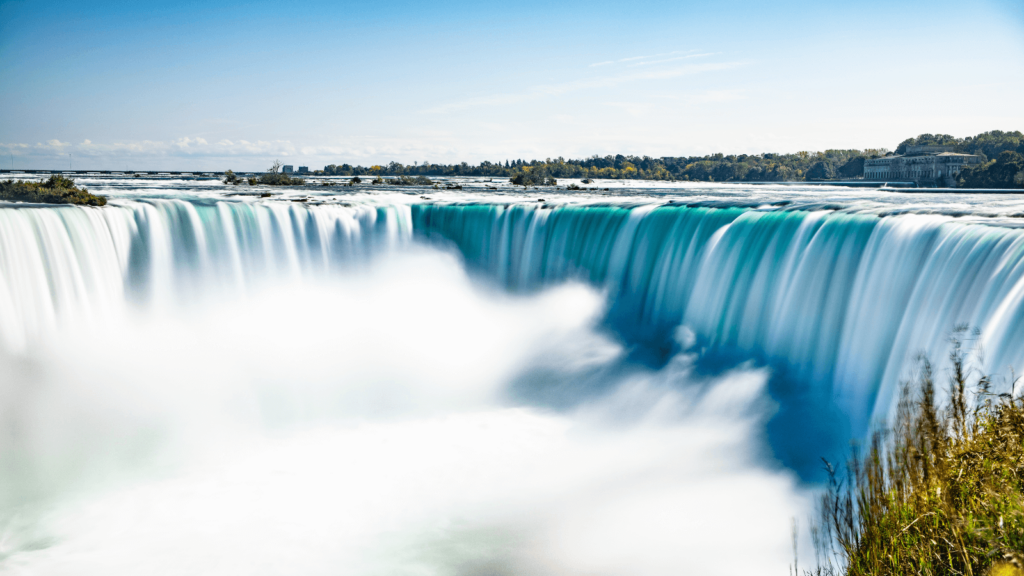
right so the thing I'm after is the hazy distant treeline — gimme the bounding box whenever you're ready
[321,150,875,182]
[319,130,1023,186]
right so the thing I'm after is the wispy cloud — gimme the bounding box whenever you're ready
[650,88,748,104]
[422,61,746,114]
[627,52,717,67]
[690,89,746,103]
[0,136,505,169]
[589,50,700,68]
[602,102,657,117]
[601,88,746,117]
[0,138,302,159]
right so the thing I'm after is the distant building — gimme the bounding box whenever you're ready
[282,165,294,173]
[297,166,309,174]
[864,146,981,186]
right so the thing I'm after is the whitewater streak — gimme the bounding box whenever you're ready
[3,197,1024,438]
[0,200,411,352]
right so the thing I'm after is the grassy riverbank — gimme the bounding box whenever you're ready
[810,333,1024,575]
[0,175,107,206]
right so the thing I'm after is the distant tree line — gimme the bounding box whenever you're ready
[315,130,1022,187]
[896,130,1024,161]
[320,151,881,183]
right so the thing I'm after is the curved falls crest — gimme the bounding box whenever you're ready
[3,198,1024,472]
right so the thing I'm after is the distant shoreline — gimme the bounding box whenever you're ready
[4,171,1024,194]
[3,129,1021,190]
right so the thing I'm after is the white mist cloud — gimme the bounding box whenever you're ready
[0,247,812,576]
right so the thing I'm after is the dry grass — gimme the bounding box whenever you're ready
[809,328,1024,576]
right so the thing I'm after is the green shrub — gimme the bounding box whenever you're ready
[390,175,433,186]
[257,172,305,186]
[806,161,838,180]
[811,329,1024,575]
[0,175,107,206]
[837,156,866,178]
[510,170,556,186]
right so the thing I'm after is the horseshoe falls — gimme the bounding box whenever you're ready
[2,185,1024,575]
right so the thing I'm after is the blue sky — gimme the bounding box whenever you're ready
[1,0,1022,170]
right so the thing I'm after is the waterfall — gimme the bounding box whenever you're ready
[4,197,1024,443]
[413,202,1024,436]
[0,199,412,354]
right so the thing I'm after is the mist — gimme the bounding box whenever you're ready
[0,246,810,575]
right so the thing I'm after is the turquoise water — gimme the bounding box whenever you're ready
[5,186,1024,464]
[414,203,1024,399]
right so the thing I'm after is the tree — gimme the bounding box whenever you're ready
[958,151,1024,189]
[961,130,1024,159]
[837,156,865,178]
[806,161,837,180]
[896,133,960,155]
[301,130,1018,185]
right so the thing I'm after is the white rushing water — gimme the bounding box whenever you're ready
[2,178,1024,574]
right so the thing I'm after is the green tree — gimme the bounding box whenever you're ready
[958,151,1024,189]
[837,156,866,178]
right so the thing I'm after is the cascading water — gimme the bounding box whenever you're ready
[6,195,1024,449]
[413,202,1024,453]
[3,186,1024,574]
[0,199,412,352]
[6,198,1024,443]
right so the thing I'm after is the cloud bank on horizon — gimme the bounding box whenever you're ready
[0,0,1022,170]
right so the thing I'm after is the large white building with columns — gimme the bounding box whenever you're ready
[864,146,981,186]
